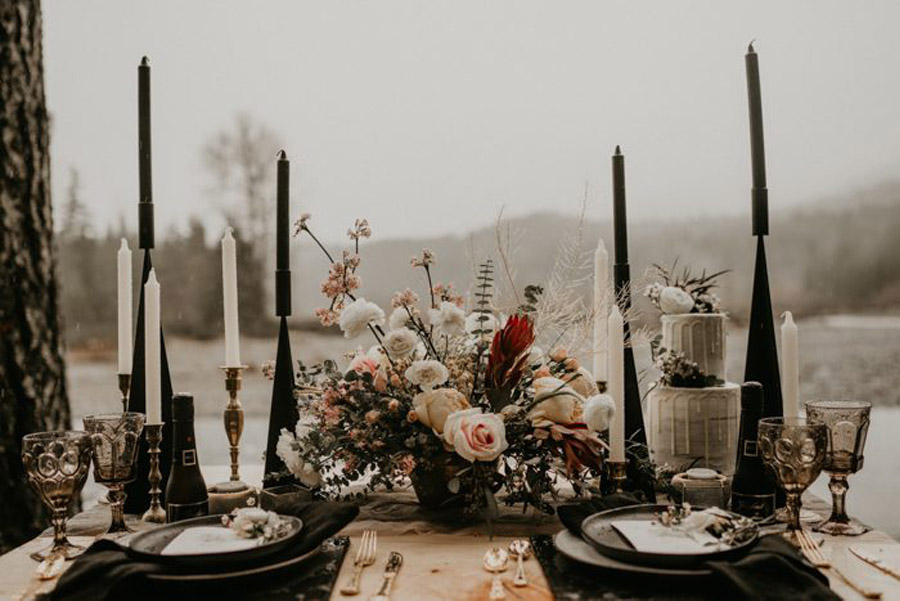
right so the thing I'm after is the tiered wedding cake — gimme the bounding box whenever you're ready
[644,270,740,475]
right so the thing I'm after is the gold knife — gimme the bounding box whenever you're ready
[850,545,900,581]
[370,552,403,601]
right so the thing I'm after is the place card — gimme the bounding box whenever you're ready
[611,520,725,555]
[161,526,259,555]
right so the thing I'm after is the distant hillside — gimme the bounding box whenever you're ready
[57,180,900,347]
[293,182,900,328]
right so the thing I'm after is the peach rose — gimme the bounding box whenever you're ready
[563,366,599,398]
[412,388,470,433]
[527,376,584,425]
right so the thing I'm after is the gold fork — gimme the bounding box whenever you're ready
[341,530,378,596]
[797,529,882,599]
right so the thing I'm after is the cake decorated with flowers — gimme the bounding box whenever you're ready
[644,265,740,475]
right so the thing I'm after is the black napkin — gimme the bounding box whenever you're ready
[557,492,643,534]
[556,495,838,601]
[706,536,839,601]
[42,501,358,601]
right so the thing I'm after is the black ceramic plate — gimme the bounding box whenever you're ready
[553,530,712,577]
[146,543,322,582]
[129,514,303,571]
[580,504,757,569]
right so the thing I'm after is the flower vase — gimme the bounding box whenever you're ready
[410,451,464,509]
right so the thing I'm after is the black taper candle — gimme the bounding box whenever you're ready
[138,56,154,249]
[745,43,768,236]
[275,150,291,316]
[612,146,628,262]
[611,146,648,450]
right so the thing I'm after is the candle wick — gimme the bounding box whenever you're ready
[141,55,150,66]
[614,145,622,155]
[747,40,756,53]
[277,149,287,161]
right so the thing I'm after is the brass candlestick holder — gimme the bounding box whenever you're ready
[118,373,132,412]
[607,460,627,493]
[142,423,166,523]
[222,366,247,482]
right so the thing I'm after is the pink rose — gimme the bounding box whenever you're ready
[443,409,508,462]
[349,355,380,376]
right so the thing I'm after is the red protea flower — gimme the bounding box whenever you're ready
[485,315,535,408]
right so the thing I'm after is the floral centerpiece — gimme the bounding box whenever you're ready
[273,216,618,518]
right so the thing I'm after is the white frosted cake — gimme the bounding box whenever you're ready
[648,313,740,475]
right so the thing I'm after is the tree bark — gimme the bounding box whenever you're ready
[0,0,71,553]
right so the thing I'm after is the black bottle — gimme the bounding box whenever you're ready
[730,382,775,518]
[165,393,209,522]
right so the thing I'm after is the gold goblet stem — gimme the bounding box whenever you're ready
[142,424,166,523]
[118,373,131,413]
[607,460,627,493]
[222,366,246,482]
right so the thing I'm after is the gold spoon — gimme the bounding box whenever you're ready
[508,539,532,587]
[483,547,509,600]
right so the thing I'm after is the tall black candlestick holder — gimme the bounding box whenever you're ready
[611,146,648,447]
[264,150,297,488]
[118,373,131,413]
[125,56,174,513]
[743,43,783,420]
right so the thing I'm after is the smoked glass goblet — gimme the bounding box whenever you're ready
[21,431,94,561]
[758,417,828,545]
[805,400,871,536]
[83,412,145,535]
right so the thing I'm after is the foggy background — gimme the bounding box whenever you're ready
[42,1,900,536]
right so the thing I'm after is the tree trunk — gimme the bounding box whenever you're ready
[0,0,71,553]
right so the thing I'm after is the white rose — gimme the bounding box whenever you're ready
[584,394,616,432]
[412,388,470,433]
[659,286,695,315]
[339,298,385,338]
[443,408,509,462]
[428,301,467,337]
[528,376,584,424]
[389,306,414,330]
[275,426,322,488]
[405,360,450,390]
[383,328,418,359]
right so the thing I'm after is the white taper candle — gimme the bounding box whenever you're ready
[145,269,162,425]
[608,303,625,462]
[593,239,609,382]
[781,311,800,418]
[117,238,132,374]
[222,227,241,367]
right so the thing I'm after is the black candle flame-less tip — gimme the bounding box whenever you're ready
[615,144,622,155]
[141,56,150,66]
[748,40,756,53]
[277,149,287,161]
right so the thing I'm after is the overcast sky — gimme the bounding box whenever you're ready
[43,1,900,241]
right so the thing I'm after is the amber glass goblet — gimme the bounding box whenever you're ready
[805,400,872,536]
[83,412,145,535]
[21,431,94,561]
[758,417,828,545]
